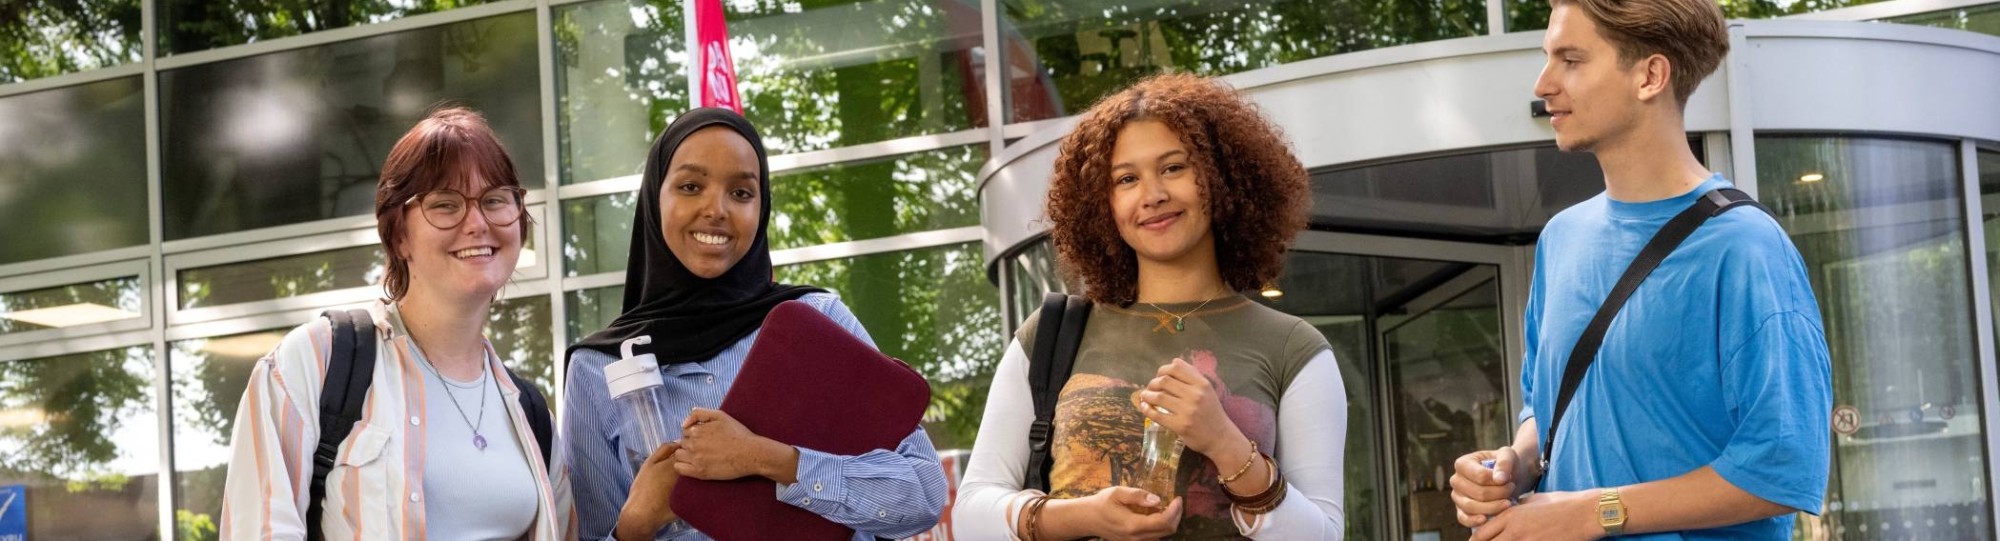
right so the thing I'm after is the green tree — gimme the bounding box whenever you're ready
[0,0,140,83]
[0,347,152,483]
[158,0,500,54]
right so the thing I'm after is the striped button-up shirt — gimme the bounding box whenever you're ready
[565,292,948,540]
[220,301,576,540]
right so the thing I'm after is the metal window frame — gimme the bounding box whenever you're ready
[0,260,155,349]
[1791,0,2000,21]
[150,0,539,71]
[558,226,985,293]
[164,205,549,326]
[0,64,146,100]
[560,128,994,193]
[1964,138,2000,525]
[0,328,157,365]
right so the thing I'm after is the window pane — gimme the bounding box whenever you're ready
[774,243,1003,451]
[1758,136,1990,540]
[0,76,149,265]
[565,285,625,347]
[490,295,556,397]
[1007,239,1064,328]
[554,0,986,183]
[0,346,159,540]
[0,276,143,335]
[1004,0,1485,124]
[553,1,687,186]
[1507,0,1887,32]
[563,193,639,278]
[178,245,386,310]
[1380,272,1506,540]
[161,11,543,240]
[1980,148,2000,539]
[769,144,986,249]
[0,0,141,83]
[563,145,986,275]
[158,0,508,55]
[1312,140,1702,241]
[169,328,285,539]
[1890,3,2000,37]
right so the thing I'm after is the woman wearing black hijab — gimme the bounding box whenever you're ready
[563,109,948,540]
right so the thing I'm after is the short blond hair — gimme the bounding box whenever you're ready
[1552,0,1730,108]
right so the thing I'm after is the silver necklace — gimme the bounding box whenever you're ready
[415,343,492,451]
[1142,288,1229,333]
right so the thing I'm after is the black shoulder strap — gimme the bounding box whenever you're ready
[308,308,376,541]
[506,369,554,472]
[1025,293,1091,493]
[1541,188,1767,480]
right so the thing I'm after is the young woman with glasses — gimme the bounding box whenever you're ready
[219,107,574,540]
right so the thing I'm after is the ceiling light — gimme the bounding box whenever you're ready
[200,332,288,359]
[0,303,141,328]
[1798,173,1825,184]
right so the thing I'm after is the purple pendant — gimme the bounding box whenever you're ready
[473,434,488,451]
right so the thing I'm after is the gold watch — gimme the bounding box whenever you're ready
[1597,488,1628,536]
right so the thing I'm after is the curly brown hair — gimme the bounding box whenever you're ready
[1045,73,1310,307]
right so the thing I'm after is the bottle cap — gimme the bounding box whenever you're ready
[605,336,664,398]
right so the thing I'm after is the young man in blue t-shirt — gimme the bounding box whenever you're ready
[1447,0,1834,539]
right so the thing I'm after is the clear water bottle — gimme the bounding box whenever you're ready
[606,336,670,459]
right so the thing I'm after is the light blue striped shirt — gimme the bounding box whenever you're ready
[564,292,948,540]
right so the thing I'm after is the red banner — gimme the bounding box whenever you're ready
[691,0,742,113]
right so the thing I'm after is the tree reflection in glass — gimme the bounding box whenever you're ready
[0,346,159,539]
[0,277,143,335]
[157,0,504,54]
[1759,136,1989,540]
[1508,0,1889,31]
[554,0,985,185]
[562,145,986,275]
[774,243,1004,451]
[1002,0,1487,123]
[0,0,141,83]
[178,246,387,310]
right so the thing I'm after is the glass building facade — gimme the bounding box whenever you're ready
[1,0,1996,539]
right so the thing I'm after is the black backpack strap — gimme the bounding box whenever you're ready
[1025,293,1090,493]
[308,308,377,541]
[1540,188,1766,482]
[506,369,554,472]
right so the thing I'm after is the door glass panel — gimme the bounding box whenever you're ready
[1382,272,1507,541]
[1255,251,1509,541]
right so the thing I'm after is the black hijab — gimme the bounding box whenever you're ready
[569,108,823,363]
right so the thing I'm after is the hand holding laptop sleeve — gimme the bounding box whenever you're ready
[671,300,933,540]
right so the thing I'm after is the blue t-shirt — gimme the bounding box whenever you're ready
[1520,175,1833,539]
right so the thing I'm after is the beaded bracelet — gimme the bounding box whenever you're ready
[1219,440,1260,485]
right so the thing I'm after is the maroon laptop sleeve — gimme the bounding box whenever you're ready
[670,300,933,540]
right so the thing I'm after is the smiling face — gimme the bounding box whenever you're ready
[1109,119,1215,267]
[659,125,763,279]
[1534,4,1647,152]
[397,172,524,304]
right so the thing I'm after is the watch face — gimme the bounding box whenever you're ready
[1600,506,1626,522]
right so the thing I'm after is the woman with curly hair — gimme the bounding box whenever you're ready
[954,73,1346,540]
